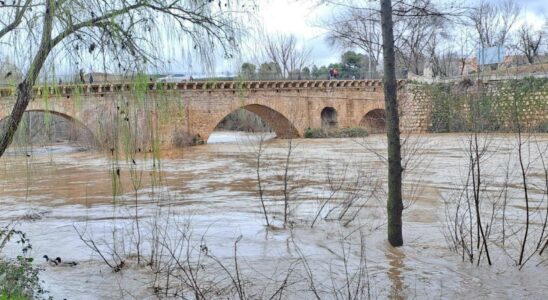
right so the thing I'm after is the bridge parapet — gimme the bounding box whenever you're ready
[0,79,405,98]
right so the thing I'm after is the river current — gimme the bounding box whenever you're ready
[0,132,547,299]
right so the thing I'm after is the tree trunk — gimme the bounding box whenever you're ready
[0,82,32,156]
[0,0,55,157]
[380,0,404,247]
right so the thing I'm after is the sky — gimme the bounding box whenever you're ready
[206,0,548,75]
[38,0,548,77]
[4,0,546,77]
[212,0,337,76]
[245,0,335,65]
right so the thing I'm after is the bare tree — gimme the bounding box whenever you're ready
[324,5,382,75]
[255,134,270,227]
[320,0,457,246]
[263,34,311,79]
[323,0,459,77]
[0,0,246,157]
[395,13,445,75]
[455,28,476,76]
[516,24,543,64]
[468,0,521,48]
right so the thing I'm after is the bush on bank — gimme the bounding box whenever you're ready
[305,127,369,138]
[0,228,47,300]
[0,256,43,299]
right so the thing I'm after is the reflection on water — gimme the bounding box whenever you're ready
[386,244,406,299]
[0,132,547,299]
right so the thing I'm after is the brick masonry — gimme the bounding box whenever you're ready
[13,80,531,149]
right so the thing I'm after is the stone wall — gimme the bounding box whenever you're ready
[2,78,541,150]
[399,85,431,132]
[0,80,396,149]
[402,78,548,132]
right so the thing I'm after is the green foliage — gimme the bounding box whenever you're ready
[469,91,501,131]
[235,77,247,99]
[311,65,329,79]
[308,51,374,80]
[301,66,310,79]
[427,78,547,132]
[537,121,548,133]
[0,228,47,300]
[73,84,83,112]
[304,127,368,138]
[0,256,42,300]
[133,73,150,106]
[429,84,469,132]
[340,51,372,79]
[258,62,280,80]
[501,77,548,128]
[240,63,256,80]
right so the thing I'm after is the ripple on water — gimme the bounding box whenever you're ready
[0,132,547,299]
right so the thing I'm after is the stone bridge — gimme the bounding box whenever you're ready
[0,79,422,148]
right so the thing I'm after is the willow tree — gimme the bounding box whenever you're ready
[0,0,246,157]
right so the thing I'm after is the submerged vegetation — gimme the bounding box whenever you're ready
[304,127,369,138]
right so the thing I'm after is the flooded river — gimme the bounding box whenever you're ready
[0,133,547,299]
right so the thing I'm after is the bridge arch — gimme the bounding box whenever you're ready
[0,109,97,146]
[211,104,299,139]
[359,109,386,133]
[321,107,338,129]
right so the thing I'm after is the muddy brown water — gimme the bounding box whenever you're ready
[0,132,547,299]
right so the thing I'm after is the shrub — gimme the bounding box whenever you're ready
[304,127,368,138]
[173,130,202,147]
[0,227,48,300]
[338,127,369,138]
[0,256,43,299]
[536,121,548,133]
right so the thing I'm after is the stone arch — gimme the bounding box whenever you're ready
[0,109,98,145]
[321,107,338,128]
[360,109,386,133]
[212,104,299,139]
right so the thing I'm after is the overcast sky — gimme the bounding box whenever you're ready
[43,0,548,77]
[207,0,548,75]
[209,0,336,76]
[13,0,544,77]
